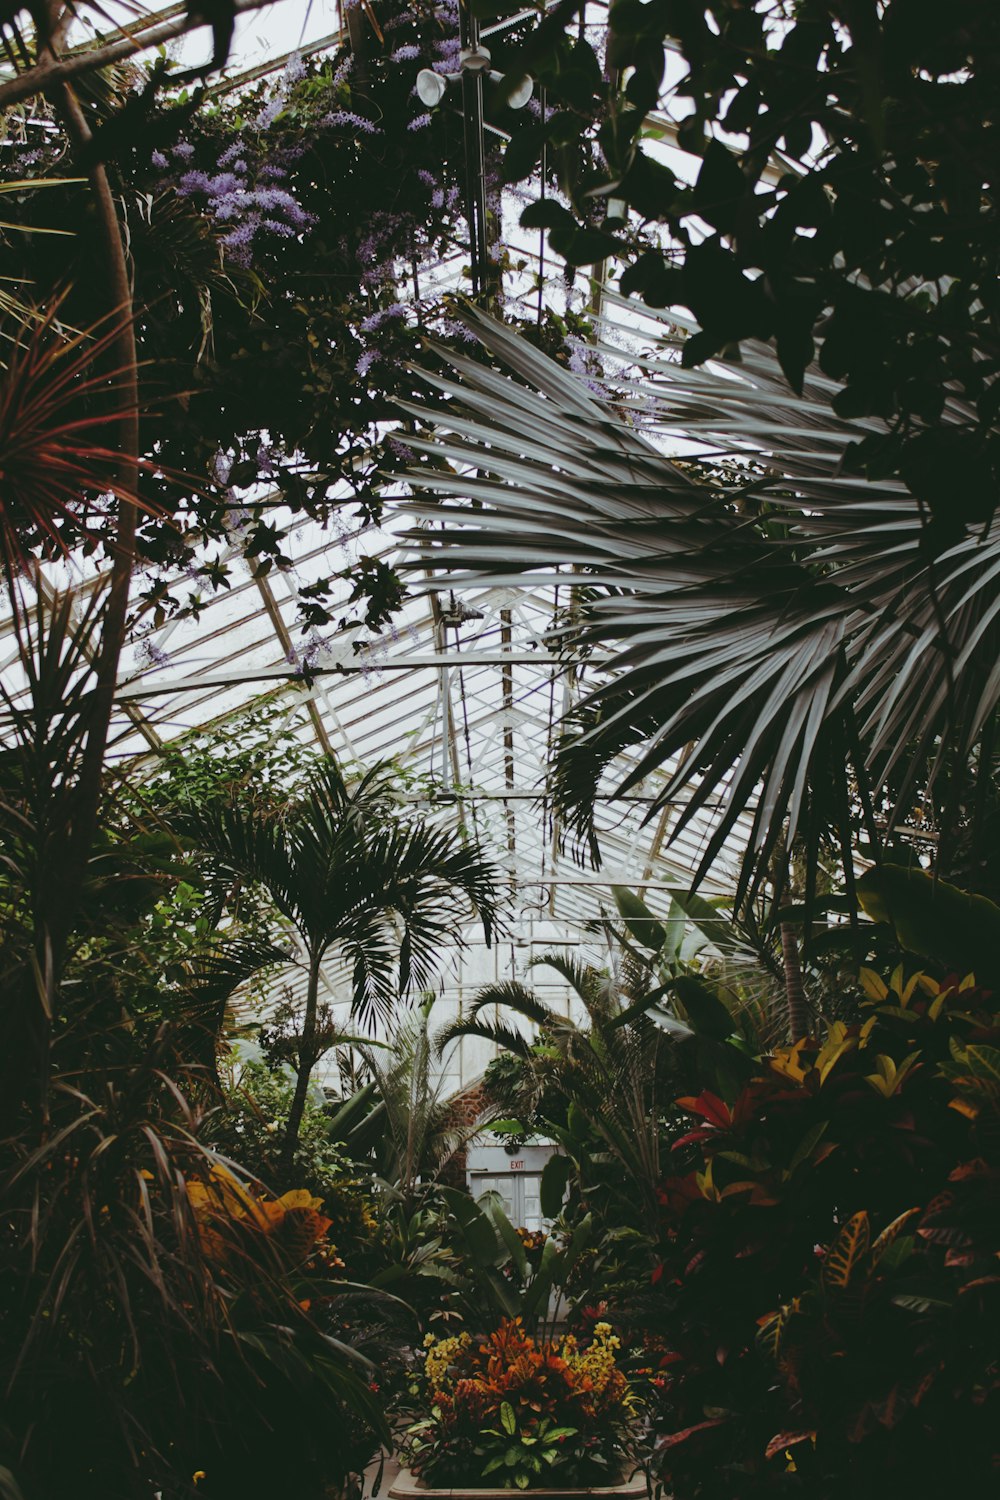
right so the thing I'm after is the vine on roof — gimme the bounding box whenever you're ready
[0,0,593,640]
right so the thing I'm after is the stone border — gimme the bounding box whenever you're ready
[388,1466,649,1500]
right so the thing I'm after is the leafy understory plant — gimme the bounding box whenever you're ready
[480,1402,578,1490]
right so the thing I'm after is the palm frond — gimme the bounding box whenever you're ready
[526,952,604,1009]
[447,978,557,1034]
[435,1012,539,1061]
[399,303,1000,897]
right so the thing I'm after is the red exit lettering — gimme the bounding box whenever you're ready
[509,1159,524,1170]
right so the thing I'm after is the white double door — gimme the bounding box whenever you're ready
[472,1172,545,1232]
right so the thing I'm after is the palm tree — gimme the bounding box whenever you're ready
[400,304,1000,912]
[357,994,486,1204]
[437,951,679,1227]
[191,758,502,1170]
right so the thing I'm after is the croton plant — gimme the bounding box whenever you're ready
[638,967,999,1498]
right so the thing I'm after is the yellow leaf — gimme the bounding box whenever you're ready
[859,968,888,1002]
[870,1208,920,1267]
[959,972,978,991]
[770,1041,809,1084]
[900,971,922,1006]
[823,1211,870,1291]
[889,963,906,1000]
[277,1189,325,1213]
[756,1299,801,1360]
[928,990,949,1022]
[696,1159,719,1202]
[816,1022,857,1085]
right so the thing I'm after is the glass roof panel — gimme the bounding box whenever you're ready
[0,1,758,1091]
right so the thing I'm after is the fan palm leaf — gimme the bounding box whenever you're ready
[399,304,1000,900]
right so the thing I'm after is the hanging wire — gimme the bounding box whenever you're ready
[536,82,546,326]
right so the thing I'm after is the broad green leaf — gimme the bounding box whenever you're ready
[481,1192,529,1279]
[612,885,667,952]
[440,1186,502,1268]
[668,975,734,1040]
[540,1152,573,1219]
[787,1120,828,1173]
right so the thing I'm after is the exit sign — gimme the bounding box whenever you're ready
[509,1159,525,1170]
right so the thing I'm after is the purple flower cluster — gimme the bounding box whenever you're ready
[157,54,315,267]
[360,303,409,332]
[356,209,423,287]
[256,441,279,478]
[321,109,382,136]
[331,53,354,87]
[566,338,611,400]
[136,637,173,669]
[174,146,315,263]
[430,182,461,212]
[355,299,415,377]
[289,629,333,672]
[439,318,481,345]
[430,0,462,74]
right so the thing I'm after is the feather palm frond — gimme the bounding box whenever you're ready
[441,949,675,1205]
[182,756,502,1029]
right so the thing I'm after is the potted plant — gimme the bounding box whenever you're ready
[394,1318,646,1497]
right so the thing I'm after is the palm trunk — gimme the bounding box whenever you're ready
[280,951,322,1176]
[780,922,810,1042]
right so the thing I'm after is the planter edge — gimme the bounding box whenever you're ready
[388,1467,649,1500]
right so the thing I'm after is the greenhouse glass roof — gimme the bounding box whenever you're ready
[0,1,756,1084]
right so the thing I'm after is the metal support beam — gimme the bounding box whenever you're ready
[500,610,517,861]
[459,4,491,302]
[252,572,334,757]
[430,594,468,834]
[115,650,584,701]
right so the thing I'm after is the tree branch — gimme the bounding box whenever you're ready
[0,0,293,110]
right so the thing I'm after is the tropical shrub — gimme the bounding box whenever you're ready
[636,966,1000,1499]
[437,1186,594,1338]
[208,1059,383,1273]
[0,604,387,1500]
[0,1031,386,1500]
[404,1318,638,1489]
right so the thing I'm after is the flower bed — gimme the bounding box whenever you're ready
[403,1319,638,1491]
